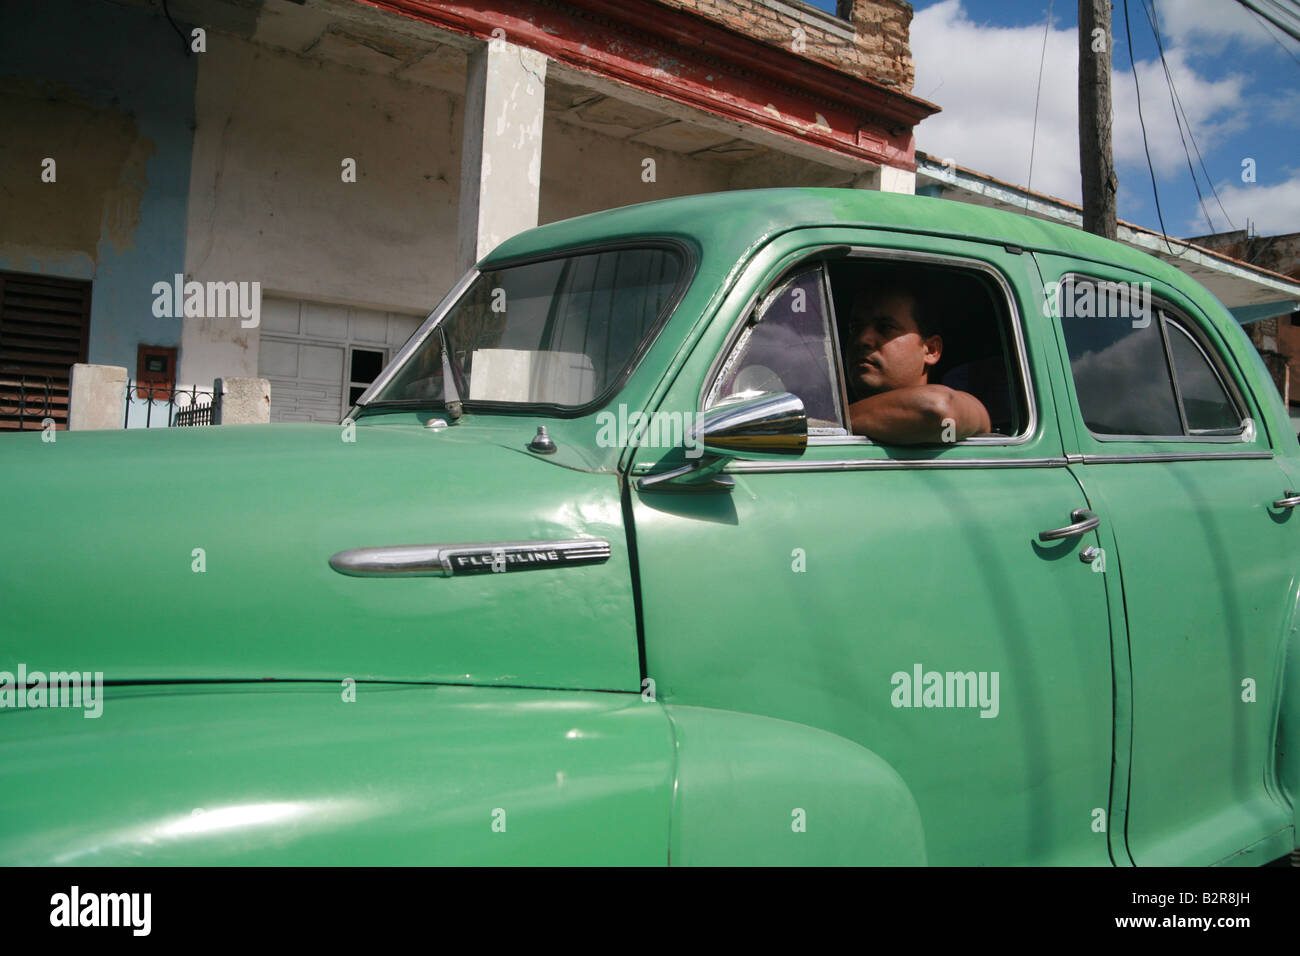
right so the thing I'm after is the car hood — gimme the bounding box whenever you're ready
[0,420,640,691]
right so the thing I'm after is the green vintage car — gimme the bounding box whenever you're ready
[3,188,1298,866]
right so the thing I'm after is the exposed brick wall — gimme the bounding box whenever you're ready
[1188,230,1300,280]
[1188,229,1300,411]
[1245,317,1290,404]
[649,0,915,91]
[1275,320,1300,409]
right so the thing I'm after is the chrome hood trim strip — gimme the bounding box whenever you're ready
[329,539,612,578]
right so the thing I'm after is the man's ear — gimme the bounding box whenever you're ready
[922,333,943,368]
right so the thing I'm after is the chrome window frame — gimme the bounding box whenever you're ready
[1163,314,1250,436]
[1055,272,1254,445]
[698,245,1039,448]
[347,266,479,421]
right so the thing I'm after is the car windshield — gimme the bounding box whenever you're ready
[367,245,685,409]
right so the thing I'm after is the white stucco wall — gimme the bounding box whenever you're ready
[180,37,463,383]
[539,115,735,224]
[177,32,836,385]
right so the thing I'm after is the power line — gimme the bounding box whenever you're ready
[160,0,193,57]
[1025,0,1055,208]
[1157,69,1238,231]
[1243,0,1300,66]
[1121,0,1176,252]
[1232,0,1300,45]
[1141,0,1212,233]
[1142,0,1233,233]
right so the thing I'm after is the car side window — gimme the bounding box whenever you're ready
[707,266,847,433]
[826,256,1029,443]
[708,254,1032,446]
[1166,319,1241,433]
[1060,298,1183,436]
[1058,276,1244,438]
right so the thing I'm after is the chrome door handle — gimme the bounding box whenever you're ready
[1038,508,1100,542]
[1273,490,1300,509]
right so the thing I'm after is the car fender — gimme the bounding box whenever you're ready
[0,683,675,865]
[1274,582,1300,836]
[664,704,927,865]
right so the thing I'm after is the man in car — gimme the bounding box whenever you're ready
[846,271,991,443]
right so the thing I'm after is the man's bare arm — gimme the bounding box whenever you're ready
[848,385,991,444]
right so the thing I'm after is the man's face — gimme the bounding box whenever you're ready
[849,290,941,396]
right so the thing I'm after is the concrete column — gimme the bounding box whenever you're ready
[879,165,916,195]
[213,377,271,424]
[458,39,547,271]
[849,164,916,195]
[68,364,128,431]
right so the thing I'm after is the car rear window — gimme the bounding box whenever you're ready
[1058,276,1244,438]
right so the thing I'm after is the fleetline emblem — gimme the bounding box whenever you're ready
[329,539,612,578]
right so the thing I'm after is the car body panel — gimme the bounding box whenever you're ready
[1270,553,1300,838]
[0,420,640,690]
[3,187,1297,865]
[663,704,927,865]
[0,683,673,865]
[630,228,1118,865]
[1034,253,1299,864]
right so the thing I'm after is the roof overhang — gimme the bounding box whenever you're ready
[916,154,1300,320]
[351,0,939,170]
[1230,300,1300,325]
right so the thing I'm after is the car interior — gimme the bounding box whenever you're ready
[826,259,1027,439]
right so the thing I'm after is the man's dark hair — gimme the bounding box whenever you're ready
[850,265,946,340]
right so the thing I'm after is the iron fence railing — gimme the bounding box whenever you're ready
[0,375,67,432]
[124,381,220,428]
[173,401,216,427]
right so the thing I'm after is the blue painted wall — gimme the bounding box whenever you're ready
[0,0,195,369]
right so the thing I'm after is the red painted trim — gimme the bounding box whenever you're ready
[350,0,937,169]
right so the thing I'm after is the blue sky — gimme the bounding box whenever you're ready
[806,0,1300,239]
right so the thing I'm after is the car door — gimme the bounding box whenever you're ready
[628,228,1120,865]
[1036,257,1298,865]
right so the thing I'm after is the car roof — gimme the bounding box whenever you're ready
[482,187,1189,291]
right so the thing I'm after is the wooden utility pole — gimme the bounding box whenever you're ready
[1078,0,1117,239]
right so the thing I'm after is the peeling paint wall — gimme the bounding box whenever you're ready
[0,0,196,368]
[180,31,461,382]
[0,79,152,261]
[4,0,888,389]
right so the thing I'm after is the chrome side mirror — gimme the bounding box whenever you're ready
[697,390,808,456]
[638,392,807,492]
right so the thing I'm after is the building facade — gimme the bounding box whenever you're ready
[0,0,934,426]
[1184,230,1300,426]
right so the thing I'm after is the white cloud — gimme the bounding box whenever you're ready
[1157,0,1279,52]
[912,1,1081,201]
[912,0,1248,216]
[1268,88,1300,124]
[1193,169,1300,235]
[1112,48,1248,179]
